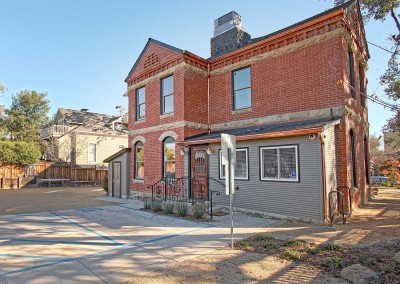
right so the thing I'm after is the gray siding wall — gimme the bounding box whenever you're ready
[208,136,324,222]
[107,152,130,199]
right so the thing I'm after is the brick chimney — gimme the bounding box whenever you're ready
[210,11,251,58]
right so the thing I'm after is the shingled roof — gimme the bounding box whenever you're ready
[57,108,127,135]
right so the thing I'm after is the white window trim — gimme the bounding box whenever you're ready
[88,143,97,163]
[219,148,249,180]
[260,145,299,182]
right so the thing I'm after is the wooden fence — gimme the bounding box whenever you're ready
[0,161,107,189]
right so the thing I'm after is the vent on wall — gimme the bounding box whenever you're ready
[144,53,159,69]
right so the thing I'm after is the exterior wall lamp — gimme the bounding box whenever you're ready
[206,146,214,155]
[179,145,189,156]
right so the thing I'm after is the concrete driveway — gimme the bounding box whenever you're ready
[0,189,278,283]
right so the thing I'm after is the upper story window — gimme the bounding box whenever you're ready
[260,145,299,182]
[136,87,145,121]
[348,52,356,99]
[161,76,174,114]
[88,143,97,163]
[359,66,365,108]
[233,67,251,110]
[219,148,249,180]
[135,142,144,179]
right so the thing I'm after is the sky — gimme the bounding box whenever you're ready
[0,0,397,136]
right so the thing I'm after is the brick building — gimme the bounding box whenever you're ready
[125,0,370,223]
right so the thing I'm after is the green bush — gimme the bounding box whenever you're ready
[382,180,391,187]
[192,203,205,219]
[283,250,301,260]
[176,202,187,217]
[235,240,250,249]
[264,240,279,250]
[304,245,321,255]
[255,235,272,241]
[324,257,345,270]
[163,202,174,214]
[143,198,151,210]
[323,243,343,251]
[354,255,372,266]
[102,176,108,194]
[151,201,162,212]
[0,141,41,165]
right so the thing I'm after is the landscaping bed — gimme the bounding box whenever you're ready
[235,235,400,283]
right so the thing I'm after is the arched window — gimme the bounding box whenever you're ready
[350,130,357,187]
[364,136,369,183]
[163,137,176,179]
[135,142,144,179]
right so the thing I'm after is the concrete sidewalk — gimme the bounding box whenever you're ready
[0,197,278,284]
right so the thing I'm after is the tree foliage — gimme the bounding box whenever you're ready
[380,156,400,183]
[0,141,41,165]
[3,90,50,143]
[370,134,386,174]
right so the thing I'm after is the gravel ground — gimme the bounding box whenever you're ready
[125,188,400,284]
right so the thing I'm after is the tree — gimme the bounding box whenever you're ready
[0,141,41,166]
[370,134,386,174]
[380,156,400,184]
[3,90,50,143]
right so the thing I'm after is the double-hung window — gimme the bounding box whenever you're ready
[163,137,176,179]
[136,87,145,121]
[161,76,174,114]
[88,143,97,163]
[348,51,356,99]
[219,148,249,180]
[359,66,365,108]
[260,145,299,182]
[233,67,251,110]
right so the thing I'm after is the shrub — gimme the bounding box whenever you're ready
[255,235,272,242]
[284,240,302,247]
[283,250,301,260]
[382,180,391,187]
[143,198,151,210]
[354,255,372,266]
[0,141,41,165]
[324,257,345,270]
[102,176,108,194]
[323,243,343,251]
[235,240,250,249]
[304,245,321,255]
[163,202,174,214]
[192,203,205,219]
[264,240,279,250]
[151,201,162,212]
[176,202,187,217]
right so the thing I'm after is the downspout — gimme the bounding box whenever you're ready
[207,63,211,134]
[318,132,328,224]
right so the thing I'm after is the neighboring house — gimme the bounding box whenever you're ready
[41,108,128,165]
[125,0,370,223]
[383,132,400,155]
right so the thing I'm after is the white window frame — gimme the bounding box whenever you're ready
[88,143,97,163]
[260,145,299,182]
[219,148,249,180]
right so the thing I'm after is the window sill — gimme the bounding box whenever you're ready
[232,108,252,115]
[133,179,144,184]
[135,120,146,125]
[160,113,174,119]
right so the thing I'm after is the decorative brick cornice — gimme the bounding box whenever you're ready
[128,120,208,135]
[127,63,207,91]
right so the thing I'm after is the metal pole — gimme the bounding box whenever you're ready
[228,148,234,249]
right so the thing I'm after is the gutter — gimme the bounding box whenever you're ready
[207,63,211,133]
[178,127,323,146]
[318,132,328,224]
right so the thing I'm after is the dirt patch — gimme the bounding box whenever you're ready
[125,188,400,284]
[0,186,119,215]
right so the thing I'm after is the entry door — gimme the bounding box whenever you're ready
[191,146,208,197]
[112,162,121,198]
